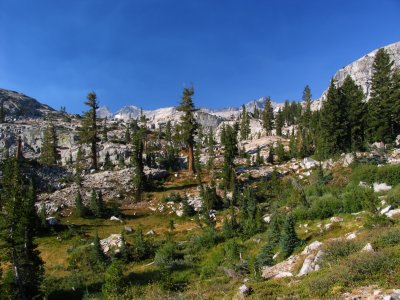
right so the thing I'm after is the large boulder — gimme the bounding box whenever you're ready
[100,234,124,255]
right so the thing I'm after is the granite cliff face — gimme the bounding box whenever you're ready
[313,41,400,110]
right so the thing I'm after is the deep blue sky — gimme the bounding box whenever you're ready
[0,0,399,113]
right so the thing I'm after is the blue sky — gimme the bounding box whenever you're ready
[0,0,399,113]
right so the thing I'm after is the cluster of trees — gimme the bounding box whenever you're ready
[0,158,44,299]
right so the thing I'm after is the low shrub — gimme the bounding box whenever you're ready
[386,184,400,208]
[373,228,400,249]
[323,239,362,264]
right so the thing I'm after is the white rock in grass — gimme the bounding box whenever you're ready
[361,243,374,253]
[386,208,400,218]
[373,182,392,193]
[301,241,323,255]
[110,216,122,222]
[346,232,357,240]
[380,205,392,215]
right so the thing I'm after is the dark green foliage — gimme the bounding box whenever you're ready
[131,226,152,261]
[182,195,196,217]
[280,214,300,258]
[342,76,367,151]
[89,189,105,218]
[74,190,86,218]
[103,151,113,170]
[154,241,181,270]
[386,184,400,208]
[373,228,400,249]
[162,192,183,203]
[256,242,274,272]
[342,184,375,213]
[177,85,198,174]
[262,97,274,135]
[267,213,282,246]
[323,240,362,264]
[239,187,262,236]
[102,119,108,142]
[274,141,288,163]
[275,108,284,136]
[240,105,251,140]
[221,124,238,191]
[255,146,264,166]
[131,130,146,201]
[0,158,44,299]
[351,164,400,186]
[318,79,348,157]
[367,48,396,143]
[202,185,224,210]
[102,260,125,299]
[40,122,60,165]
[78,92,99,169]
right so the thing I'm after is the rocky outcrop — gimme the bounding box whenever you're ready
[315,41,400,110]
[0,88,56,119]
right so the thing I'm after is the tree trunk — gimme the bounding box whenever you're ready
[188,143,195,175]
[91,140,97,170]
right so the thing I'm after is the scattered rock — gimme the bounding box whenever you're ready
[100,234,124,254]
[262,254,301,279]
[46,217,58,226]
[297,250,324,276]
[274,271,293,278]
[381,205,392,215]
[361,243,374,253]
[301,241,323,255]
[263,214,271,223]
[324,223,332,230]
[146,230,155,236]
[110,216,122,222]
[386,208,400,218]
[373,182,392,193]
[238,284,251,297]
[124,226,133,233]
[346,232,357,240]
[302,157,318,169]
[330,216,343,223]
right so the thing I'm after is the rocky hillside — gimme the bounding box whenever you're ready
[314,41,400,110]
[0,88,56,119]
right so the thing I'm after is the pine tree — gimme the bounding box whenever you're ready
[262,97,274,135]
[206,128,215,171]
[182,195,195,217]
[221,124,238,191]
[0,158,44,299]
[255,146,263,166]
[102,119,108,142]
[341,75,367,151]
[74,190,86,218]
[240,105,251,140]
[256,242,274,271]
[275,108,284,136]
[0,100,5,123]
[131,130,145,201]
[275,141,287,162]
[301,85,312,130]
[104,151,113,170]
[89,189,104,218]
[367,48,395,143]
[177,86,198,174]
[102,260,125,299]
[40,122,59,165]
[288,130,297,158]
[392,69,400,135]
[78,92,99,170]
[318,79,348,157]
[280,214,300,258]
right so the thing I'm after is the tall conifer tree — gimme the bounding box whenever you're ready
[78,92,99,169]
[177,86,198,174]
